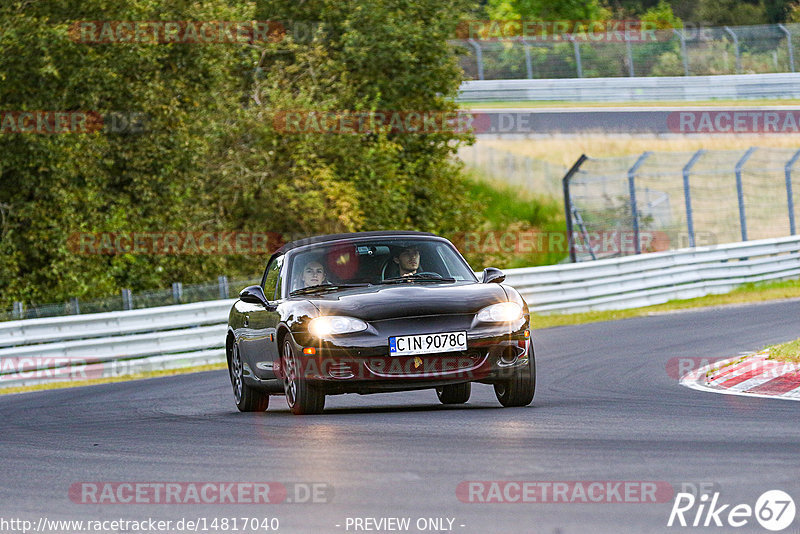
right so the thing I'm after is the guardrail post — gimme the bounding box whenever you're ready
[571,36,583,78]
[735,147,757,241]
[12,301,23,319]
[628,152,651,254]
[682,149,704,247]
[525,157,532,184]
[522,39,533,79]
[724,26,741,74]
[218,276,229,299]
[121,289,133,311]
[779,24,795,73]
[172,282,183,304]
[70,297,80,315]
[785,149,800,235]
[674,29,689,76]
[467,39,484,80]
[563,154,588,262]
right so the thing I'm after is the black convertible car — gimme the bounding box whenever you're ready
[226,231,535,414]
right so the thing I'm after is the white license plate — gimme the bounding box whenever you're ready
[389,331,467,356]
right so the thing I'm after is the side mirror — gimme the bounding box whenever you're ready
[239,285,270,306]
[482,267,505,284]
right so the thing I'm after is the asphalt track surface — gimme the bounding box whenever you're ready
[2,299,800,534]
[470,106,800,134]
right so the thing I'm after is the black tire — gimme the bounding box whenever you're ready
[281,338,325,415]
[494,349,536,408]
[436,383,471,404]
[229,342,269,412]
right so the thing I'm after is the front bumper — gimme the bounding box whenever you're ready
[282,316,531,394]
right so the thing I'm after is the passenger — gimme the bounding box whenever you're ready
[301,260,326,288]
[393,245,420,277]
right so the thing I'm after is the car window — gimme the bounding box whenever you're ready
[261,255,283,301]
[436,244,474,281]
[288,238,476,290]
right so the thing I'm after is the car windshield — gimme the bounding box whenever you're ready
[287,238,476,294]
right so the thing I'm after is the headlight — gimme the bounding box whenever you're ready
[308,316,368,337]
[476,302,523,323]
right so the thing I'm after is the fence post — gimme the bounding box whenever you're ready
[674,29,689,76]
[571,36,583,78]
[70,297,80,315]
[522,39,533,79]
[625,36,635,76]
[779,23,795,73]
[628,152,652,254]
[467,39,484,80]
[724,26,741,74]
[12,301,23,320]
[218,275,229,300]
[172,282,183,303]
[121,289,133,311]
[563,154,588,262]
[735,147,757,241]
[682,149,704,247]
[785,149,800,235]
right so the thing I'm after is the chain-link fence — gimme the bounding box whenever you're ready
[455,23,800,80]
[564,147,800,261]
[0,275,260,322]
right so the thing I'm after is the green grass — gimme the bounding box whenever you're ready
[532,278,800,329]
[462,172,567,268]
[767,338,800,364]
[467,177,560,227]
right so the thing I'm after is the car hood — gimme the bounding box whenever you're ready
[302,282,509,321]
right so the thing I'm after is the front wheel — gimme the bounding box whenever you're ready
[229,342,269,412]
[436,383,471,404]
[282,338,325,415]
[494,350,536,408]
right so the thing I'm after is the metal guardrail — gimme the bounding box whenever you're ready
[513,235,800,312]
[456,73,800,102]
[1,235,798,388]
[0,299,234,347]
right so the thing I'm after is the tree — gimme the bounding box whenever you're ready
[0,0,480,308]
[486,0,611,21]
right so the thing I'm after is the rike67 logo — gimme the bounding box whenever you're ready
[667,490,796,531]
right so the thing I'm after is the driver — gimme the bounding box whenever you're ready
[301,260,326,288]
[393,245,420,277]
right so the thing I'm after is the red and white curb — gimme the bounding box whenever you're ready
[680,350,800,401]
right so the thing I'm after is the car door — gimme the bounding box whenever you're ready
[240,255,283,380]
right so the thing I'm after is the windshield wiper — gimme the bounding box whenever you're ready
[379,274,456,284]
[290,283,369,296]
